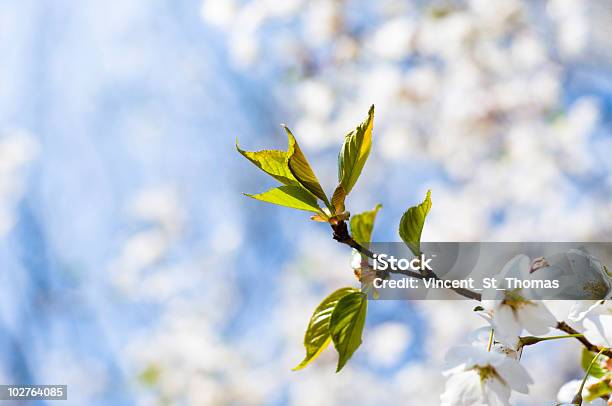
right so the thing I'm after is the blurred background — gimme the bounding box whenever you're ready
[1,0,612,404]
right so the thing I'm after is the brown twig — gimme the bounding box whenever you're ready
[330,220,482,301]
[556,321,612,357]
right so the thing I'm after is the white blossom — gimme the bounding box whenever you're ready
[530,249,612,300]
[481,255,557,347]
[441,346,532,406]
[571,300,612,348]
[569,300,604,323]
[468,327,520,359]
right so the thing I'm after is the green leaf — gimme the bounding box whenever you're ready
[236,139,299,186]
[246,185,321,212]
[337,105,374,196]
[293,287,358,371]
[331,185,347,214]
[350,204,382,244]
[285,126,331,208]
[581,348,608,379]
[399,190,432,256]
[585,377,612,402]
[330,291,368,372]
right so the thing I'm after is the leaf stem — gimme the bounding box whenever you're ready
[535,334,584,341]
[573,347,608,405]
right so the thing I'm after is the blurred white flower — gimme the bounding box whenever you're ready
[229,32,259,66]
[511,34,546,69]
[304,0,341,46]
[554,98,600,174]
[469,0,522,31]
[297,80,334,119]
[210,220,243,254]
[201,0,237,28]
[468,327,520,359]
[39,351,108,403]
[547,0,588,57]
[380,128,413,161]
[110,186,190,296]
[403,66,439,101]
[128,186,184,237]
[366,322,412,367]
[294,117,331,149]
[0,130,39,237]
[371,17,414,61]
[395,363,444,404]
[441,345,532,406]
[259,0,303,18]
[417,14,474,58]
[333,35,359,63]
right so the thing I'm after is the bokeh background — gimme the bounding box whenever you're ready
[1,0,612,404]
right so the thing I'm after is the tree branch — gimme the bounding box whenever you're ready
[556,321,612,357]
[331,220,612,356]
[330,220,482,301]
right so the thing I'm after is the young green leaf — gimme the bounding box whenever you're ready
[284,126,331,208]
[245,185,321,212]
[331,185,347,214]
[399,190,432,256]
[335,105,374,201]
[330,291,368,372]
[236,140,298,186]
[293,287,359,371]
[350,204,382,244]
[584,377,612,402]
[581,348,608,379]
